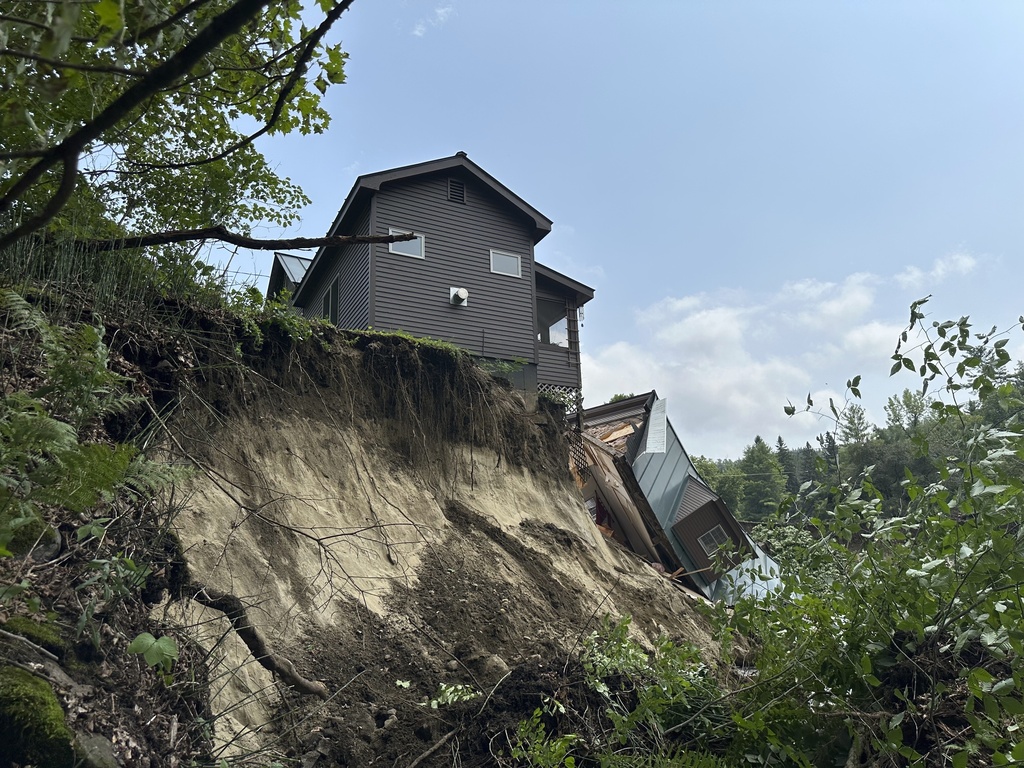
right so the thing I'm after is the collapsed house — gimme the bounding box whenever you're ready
[578,392,780,602]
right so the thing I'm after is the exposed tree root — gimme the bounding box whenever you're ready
[190,582,329,700]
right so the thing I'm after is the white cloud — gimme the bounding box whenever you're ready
[896,251,977,289]
[793,272,876,327]
[635,295,704,325]
[412,5,455,36]
[841,320,903,360]
[581,274,907,458]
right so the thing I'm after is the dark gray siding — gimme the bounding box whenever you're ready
[371,174,537,362]
[337,207,371,329]
[302,206,371,328]
[538,345,581,388]
[671,502,735,577]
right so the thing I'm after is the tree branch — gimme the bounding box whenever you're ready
[0,0,276,250]
[123,0,355,174]
[65,226,414,252]
[0,48,147,76]
[127,0,217,45]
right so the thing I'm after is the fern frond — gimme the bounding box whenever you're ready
[121,456,190,500]
[0,289,44,334]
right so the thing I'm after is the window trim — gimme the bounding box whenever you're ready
[489,249,522,278]
[322,277,339,324]
[697,524,731,556]
[388,228,425,259]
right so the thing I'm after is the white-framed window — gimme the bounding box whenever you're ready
[490,249,521,277]
[389,228,425,259]
[321,277,339,324]
[697,525,731,556]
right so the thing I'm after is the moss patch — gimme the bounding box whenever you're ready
[0,509,57,556]
[4,614,67,658]
[0,665,74,768]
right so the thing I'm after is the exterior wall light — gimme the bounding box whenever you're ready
[450,287,469,306]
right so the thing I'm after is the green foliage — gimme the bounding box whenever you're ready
[608,393,636,403]
[423,682,480,709]
[76,554,151,646]
[540,302,1024,767]
[512,704,579,767]
[0,290,149,559]
[1,0,348,241]
[0,288,183,665]
[511,618,728,766]
[692,456,746,514]
[736,436,786,521]
[774,436,801,495]
[837,402,873,445]
[583,617,727,752]
[127,632,179,676]
[749,522,842,597]
[714,299,1024,766]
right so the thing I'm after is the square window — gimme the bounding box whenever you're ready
[490,250,521,277]
[697,525,731,556]
[389,228,425,258]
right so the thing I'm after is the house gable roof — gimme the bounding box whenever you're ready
[294,152,553,305]
[267,251,312,299]
[535,262,595,306]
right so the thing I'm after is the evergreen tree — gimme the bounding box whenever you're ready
[837,403,873,445]
[737,436,786,521]
[795,441,820,487]
[817,431,840,485]
[693,456,745,515]
[775,436,800,495]
[714,460,747,516]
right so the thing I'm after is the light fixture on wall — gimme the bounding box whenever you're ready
[450,287,469,306]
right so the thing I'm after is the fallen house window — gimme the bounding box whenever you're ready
[697,525,731,556]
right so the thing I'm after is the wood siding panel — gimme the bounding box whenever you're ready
[337,207,371,329]
[302,207,371,328]
[538,344,581,388]
[372,175,537,362]
[671,503,744,579]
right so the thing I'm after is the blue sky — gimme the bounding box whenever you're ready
[245,1,1024,459]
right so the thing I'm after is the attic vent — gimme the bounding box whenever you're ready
[448,178,465,204]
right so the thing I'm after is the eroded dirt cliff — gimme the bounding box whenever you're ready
[161,329,715,766]
[1,301,715,768]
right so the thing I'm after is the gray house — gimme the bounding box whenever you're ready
[580,392,780,602]
[268,153,594,399]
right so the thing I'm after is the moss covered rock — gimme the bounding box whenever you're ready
[3,614,67,658]
[0,665,74,768]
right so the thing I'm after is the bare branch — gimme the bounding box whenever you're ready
[65,226,415,252]
[0,47,147,76]
[0,13,55,32]
[1,156,80,250]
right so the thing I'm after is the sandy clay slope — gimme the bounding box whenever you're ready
[162,342,716,767]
